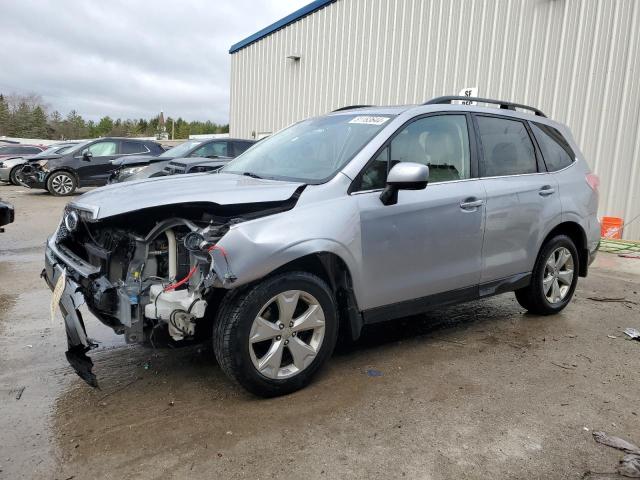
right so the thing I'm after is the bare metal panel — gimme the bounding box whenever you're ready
[230,0,640,239]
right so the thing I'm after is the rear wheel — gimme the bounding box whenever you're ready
[515,234,579,315]
[213,272,338,397]
[46,171,77,196]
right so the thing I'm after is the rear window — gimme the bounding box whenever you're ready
[122,141,149,154]
[0,146,41,155]
[476,116,537,177]
[530,122,575,172]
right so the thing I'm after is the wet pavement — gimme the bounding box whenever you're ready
[1,183,639,479]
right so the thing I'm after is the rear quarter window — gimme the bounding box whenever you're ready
[530,122,575,172]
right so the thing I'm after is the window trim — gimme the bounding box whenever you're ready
[471,113,546,179]
[348,111,478,194]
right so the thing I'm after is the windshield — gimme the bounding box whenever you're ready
[222,114,394,183]
[159,140,202,158]
[32,144,77,158]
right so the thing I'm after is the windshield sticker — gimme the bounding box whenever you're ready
[348,116,390,126]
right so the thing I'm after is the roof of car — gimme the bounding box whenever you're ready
[326,99,564,128]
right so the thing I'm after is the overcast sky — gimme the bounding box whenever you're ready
[0,0,309,123]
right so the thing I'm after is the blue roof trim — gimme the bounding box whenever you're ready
[229,0,336,54]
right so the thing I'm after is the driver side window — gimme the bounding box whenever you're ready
[355,114,471,191]
[88,141,117,157]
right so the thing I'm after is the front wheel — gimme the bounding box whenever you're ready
[9,166,22,185]
[213,272,338,397]
[515,234,579,315]
[46,171,77,196]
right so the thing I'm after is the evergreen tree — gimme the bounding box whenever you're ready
[0,94,9,136]
[28,106,48,138]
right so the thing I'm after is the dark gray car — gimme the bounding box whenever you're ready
[43,97,600,396]
[109,138,255,182]
[18,138,164,195]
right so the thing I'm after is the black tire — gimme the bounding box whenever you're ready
[515,234,579,315]
[213,271,338,397]
[46,171,77,196]
[9,166,22,185]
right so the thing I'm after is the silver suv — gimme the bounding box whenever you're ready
[43,97,600,396]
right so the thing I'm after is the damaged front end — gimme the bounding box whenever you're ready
[43,194,301,386]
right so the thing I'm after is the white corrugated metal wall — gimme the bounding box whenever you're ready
[230,0,640,239]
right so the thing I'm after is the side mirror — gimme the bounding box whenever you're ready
[82,149,93,161]
[380,162,429,206]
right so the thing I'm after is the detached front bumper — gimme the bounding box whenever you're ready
[43,239,99,387]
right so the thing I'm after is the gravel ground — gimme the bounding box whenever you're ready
[1,183,639,480]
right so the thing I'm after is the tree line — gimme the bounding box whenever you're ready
[0,93,229,140]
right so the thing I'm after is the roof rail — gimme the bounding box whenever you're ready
[332,105,374,112]
[424,96,546,117]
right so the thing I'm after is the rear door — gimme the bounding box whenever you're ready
[474,114,561,284]
[75,140,121,185]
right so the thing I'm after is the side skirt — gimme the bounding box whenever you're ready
[361,272,531,325]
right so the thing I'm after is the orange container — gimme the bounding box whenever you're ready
[601,216,624,239]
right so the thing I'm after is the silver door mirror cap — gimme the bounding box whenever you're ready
[387,162,429,188]
[380,162,429,206]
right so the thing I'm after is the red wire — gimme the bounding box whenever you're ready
[163,265,198,292]
[207,244,228,259]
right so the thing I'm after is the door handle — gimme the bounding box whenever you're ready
[460,198,484,210]
[539,185,556,196]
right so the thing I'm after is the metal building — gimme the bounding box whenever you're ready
[229,0,640,239]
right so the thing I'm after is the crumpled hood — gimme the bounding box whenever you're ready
[71,172,305,220]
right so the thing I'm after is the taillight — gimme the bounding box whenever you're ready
[586,173,600,193]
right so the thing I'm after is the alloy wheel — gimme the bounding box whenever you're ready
[51,174,73,194]
[248,290,325,379]
[543,247,574,304]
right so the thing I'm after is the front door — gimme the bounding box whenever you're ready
[353,114,486,311]
[473,114,562,283]
[75,140,121,185]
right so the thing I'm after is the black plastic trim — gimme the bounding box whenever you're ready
[362,272,532,325]
[424,96,547,117]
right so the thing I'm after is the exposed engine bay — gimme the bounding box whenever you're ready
[51,198,300,350]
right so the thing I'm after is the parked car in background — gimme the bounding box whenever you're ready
[162,156,232,175]
[109,138,255,183]
[0,142,79,185]
[0,198,14,232]
[43,96,599,396]
[18,138,164,195]
[0,144,46,161]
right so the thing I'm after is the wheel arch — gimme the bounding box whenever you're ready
[46,167,80,184]
[540,221,589,277]
[268,252,364,341]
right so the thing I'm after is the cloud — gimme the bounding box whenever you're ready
[0,0,309,123]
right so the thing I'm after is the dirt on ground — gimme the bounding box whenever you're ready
[1,183,639,480]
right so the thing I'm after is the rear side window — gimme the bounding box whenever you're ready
[476,116,537,177]
[530,122,575,171]
[233,141,253,156]
[21,147,42,154]
[121,141,149,154]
